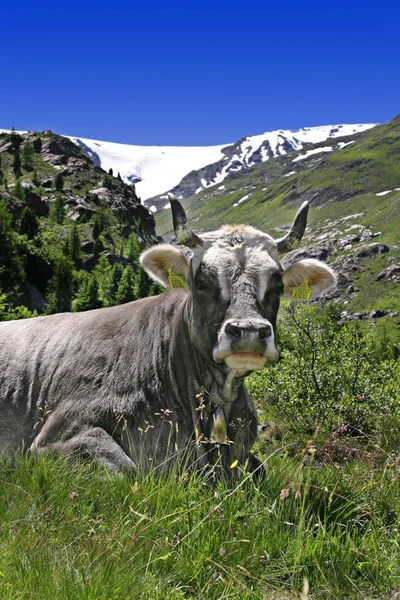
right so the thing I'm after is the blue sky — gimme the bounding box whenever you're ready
[1,0,399,145]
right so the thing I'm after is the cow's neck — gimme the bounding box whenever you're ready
[172,298,244,406]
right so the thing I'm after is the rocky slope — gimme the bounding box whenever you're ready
[0,130,156,239]
[0,129,158,312]
[144,124,376,211]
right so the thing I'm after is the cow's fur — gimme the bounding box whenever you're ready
[0,213,336,477]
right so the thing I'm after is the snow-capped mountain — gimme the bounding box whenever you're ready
[1,123,377,209]
[67,124,376,210]
[67,136,228,203]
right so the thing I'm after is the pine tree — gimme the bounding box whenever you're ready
[50,192,66,225]
[92,213,102,240]
[0,200,25,299]
[103,174,113,190]
[108,168,113,177]
[72,274,102,312]
[55,173,64,191]
[10,130,22,151]
[13,151,22,178]
[127,234,141,265]
[109,263,124,304]
[93,256,112,305]
[65,223,81,265]
[93,236,104,256]
[46,254,75,314]
[19,206,39,238]
[22,141,34,170]
[13,179,24,200]
[115,265,136,304]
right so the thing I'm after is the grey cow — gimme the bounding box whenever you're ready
[0,197,336,477]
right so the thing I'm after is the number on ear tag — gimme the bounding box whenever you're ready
[167,268,185,288]
[292,279,312,300]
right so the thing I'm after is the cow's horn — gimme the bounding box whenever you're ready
[168,193,203,249]
[275,201,309,253]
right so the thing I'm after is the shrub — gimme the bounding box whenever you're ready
[248,304,400,435]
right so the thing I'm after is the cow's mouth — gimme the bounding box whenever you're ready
[224,352,277,372]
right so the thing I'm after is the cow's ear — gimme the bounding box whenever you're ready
[282,259,337,300]
[140,244,190,288]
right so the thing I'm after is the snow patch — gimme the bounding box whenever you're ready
[149,205,158,213]
[284,171,296,177]
[233,194,250,207]
[66,136,228,201]
[337,140,355,149]
[292,147,333,163]
[376,190,392,197]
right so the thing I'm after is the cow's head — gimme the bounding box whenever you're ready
[141,195,336,375]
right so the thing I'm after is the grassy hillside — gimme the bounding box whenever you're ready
[155,116,400,328]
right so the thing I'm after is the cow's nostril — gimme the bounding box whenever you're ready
[258,326,272,341]
[225,323,242,339]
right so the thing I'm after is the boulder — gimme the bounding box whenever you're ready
[376,264,400,283]
[357,243,389,258]
[25,191,48,216]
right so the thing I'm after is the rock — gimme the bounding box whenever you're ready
[81,240,95,254]
[345,309,391,321]
[104,253,129,267]
[336,234,360,250]
[0,189,25,216]
[82,253,129,272]
[357,243,389,258]
[0,138,13,153]
[21,283,46,312]
[67,211,80,221]
[359,229,373,242]
[369,310,387,319]
[0,189,13,204]
[376,264,400,283]
[25,191,48,216]
[90,187,111,200]
[282,244,333,268]
[21,179,35,189]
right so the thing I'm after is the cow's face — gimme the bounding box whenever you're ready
[141,199,336,374]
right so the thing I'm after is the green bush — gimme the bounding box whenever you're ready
[248,304,400,435]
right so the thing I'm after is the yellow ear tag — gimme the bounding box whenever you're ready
[167,268,185,288]
[292,279,312,300]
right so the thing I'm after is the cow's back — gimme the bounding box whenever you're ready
[0,292,186,455]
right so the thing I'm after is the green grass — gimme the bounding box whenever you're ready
[1,451,399,599]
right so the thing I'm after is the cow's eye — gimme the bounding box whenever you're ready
[266,283,283,300]
[196,279,208,292]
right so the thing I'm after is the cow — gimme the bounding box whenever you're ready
[0,196,336,477]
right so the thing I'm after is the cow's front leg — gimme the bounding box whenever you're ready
[30,427,137,475]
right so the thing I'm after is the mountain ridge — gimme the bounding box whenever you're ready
[1,124,377,209]
[67,124,376,209]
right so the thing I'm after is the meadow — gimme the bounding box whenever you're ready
[1,306,399,600]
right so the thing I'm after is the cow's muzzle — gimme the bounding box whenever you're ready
[213,318,278,371]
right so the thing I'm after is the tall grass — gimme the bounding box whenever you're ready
[1,450,399,599]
